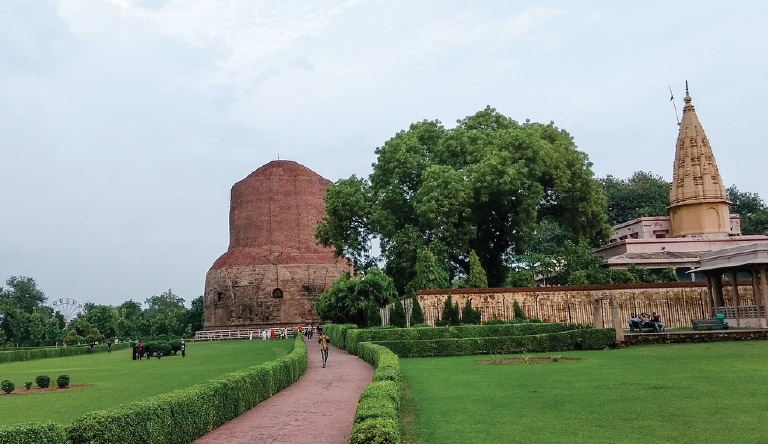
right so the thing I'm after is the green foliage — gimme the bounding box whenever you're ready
[568,270,589,286]
[409,293,424,326]
[610,269,636,284]
[461,300,481,324]
[513,301,526,320]
[315,270,397,327]
[83,304,117,339]
[389,300,407,328]
[36,375,50,388]
[440,295,458,325]
[412,249,449,291]
[56,375,70,389]
[505,269,536,287]
[366,303,382,328]
[2,379,15,393]
[660,267,679,282]
[144,289,186,337]
[374,329,615,357]
[0,423,68,444]
[24,381,32,390]
[727,185,768,235]
[467,250,488,288]
[187,296,204,333]
[349,343,402,444]
[316,108,611,291]
[600,171,670,226]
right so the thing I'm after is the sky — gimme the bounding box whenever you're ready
[1,0,767,308]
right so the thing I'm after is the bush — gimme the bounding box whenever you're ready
[1,380,14,393]
[168,340,182,355]
[57,375,70,389]
[0,343,130,364]
[373,328,616,357]
[389,300,406,328]
[0,423,68,444]
[36,375,51,389]
[513,301,526,320]
[350,342,402,444]
[24,381,33,391]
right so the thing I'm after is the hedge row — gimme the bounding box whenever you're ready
[0,343,131,364]
[0,334,307,444]
[350,343,401,444]
[345,323,589,355]
[322,324,358,351]
[372,328,616,357]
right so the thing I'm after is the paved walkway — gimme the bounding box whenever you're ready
[193,336,374,444]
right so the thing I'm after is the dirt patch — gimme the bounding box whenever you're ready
[476,356,582,365]
[0,384,91,396]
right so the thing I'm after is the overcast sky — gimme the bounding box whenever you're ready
[1,1,766,308]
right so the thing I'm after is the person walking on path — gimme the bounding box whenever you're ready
[318,327,330,368]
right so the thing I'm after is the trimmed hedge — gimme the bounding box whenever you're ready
[0,343,130,364]
[344,323,590,355]
[322,324,357,351]
[0,423,68,444]
[0,334,307,444]
[372,328,616,357]
[350,342,402,444]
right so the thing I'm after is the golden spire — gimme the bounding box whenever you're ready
[669,83,730,237]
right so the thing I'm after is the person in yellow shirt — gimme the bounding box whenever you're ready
[317,327,330,368]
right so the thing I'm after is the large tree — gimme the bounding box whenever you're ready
[317,107,610,290]
[600,171,670,226]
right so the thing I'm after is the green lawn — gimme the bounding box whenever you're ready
[0,339,294,425]
[401,341,768,444]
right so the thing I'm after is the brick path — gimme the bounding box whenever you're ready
[193,336,374,444]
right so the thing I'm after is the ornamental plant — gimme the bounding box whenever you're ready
[56,375,70,389]
[36,375,50,388]
[24,381,32,391]
[1,380,14,393]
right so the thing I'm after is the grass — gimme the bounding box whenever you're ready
[400,341,768,444]
[0,339,294,426]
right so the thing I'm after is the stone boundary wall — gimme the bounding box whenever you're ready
[624,330,768,345]
[417,282,757,329]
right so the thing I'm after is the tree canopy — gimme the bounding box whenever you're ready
[727,185,768,235]
[317,107,610,291]
[600,171,670,226]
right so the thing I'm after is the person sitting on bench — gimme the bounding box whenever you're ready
[651,312,665,332]
[628,313,642,331]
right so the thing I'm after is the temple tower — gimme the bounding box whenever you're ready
[668,84,731,237]
[203,160,352,329]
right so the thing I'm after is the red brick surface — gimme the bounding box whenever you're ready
[192,337,373,444]
[204,160,352,329]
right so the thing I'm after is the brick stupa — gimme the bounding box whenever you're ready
[203,160,352,329]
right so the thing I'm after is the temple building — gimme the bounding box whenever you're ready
[203,160,352,330]
[594,85,768,278]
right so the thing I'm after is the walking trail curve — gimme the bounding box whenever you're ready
[193,335,374,444]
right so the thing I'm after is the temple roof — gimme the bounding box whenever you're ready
[669,83,728,208]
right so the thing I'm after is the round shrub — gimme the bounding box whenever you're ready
[24,381,32,391]
[36,375,50,388]
[1,380,14,393]
[57,375,70,388]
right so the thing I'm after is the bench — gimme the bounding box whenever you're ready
[629,320,660,333]
[691,318,728,331]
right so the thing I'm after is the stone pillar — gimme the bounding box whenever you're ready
[760,267,768,328]
[609,297,624,344]
[730,271,741,328]
[751,268,766,328]
[713,272,725,310]
[592,299,603,328]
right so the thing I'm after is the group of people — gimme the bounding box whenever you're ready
[259,328,291,340]
[629,312,665,332]
[303,325,314,339]
[130,339,186,360]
